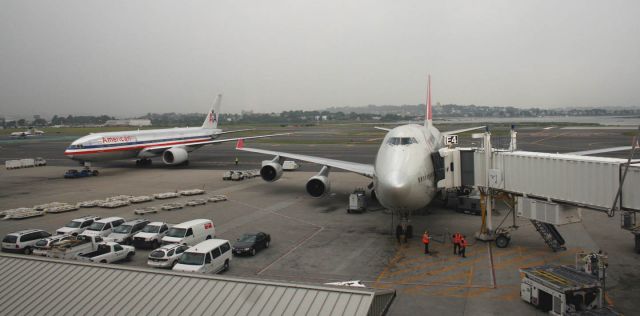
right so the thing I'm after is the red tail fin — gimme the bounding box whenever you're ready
[236,139,244,149]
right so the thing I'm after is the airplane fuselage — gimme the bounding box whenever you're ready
[373,124,442,213]
[64,127,219,162]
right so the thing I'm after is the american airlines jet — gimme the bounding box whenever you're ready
[64,95,287,166]
[236,77,483,240]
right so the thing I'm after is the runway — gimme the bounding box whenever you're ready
[1,125,636,170]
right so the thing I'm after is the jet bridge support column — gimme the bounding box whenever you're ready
[476,128,495,242]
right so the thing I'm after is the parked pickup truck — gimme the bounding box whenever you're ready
[48,235,104,260]
[79,242,135,263]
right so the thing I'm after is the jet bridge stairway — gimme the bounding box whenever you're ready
[530,220,566,252]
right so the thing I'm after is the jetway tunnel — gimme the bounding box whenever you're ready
[434,143,640,250]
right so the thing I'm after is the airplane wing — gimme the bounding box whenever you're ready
[374,127,391,131]
[567,146,632,156]
[216,128,254,135]
[139,133,291,156]
[236,140,375,178]
[441,126,486,136]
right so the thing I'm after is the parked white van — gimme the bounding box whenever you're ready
[172,239,232,274]
[80,217,125,238]
[161,219,214,246]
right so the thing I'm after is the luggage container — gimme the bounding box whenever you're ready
[5,160,21,169]
[283,160,300,171]
[347,189,367,213]
[20,158,35,168]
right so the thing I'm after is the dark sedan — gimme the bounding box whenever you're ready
[232,232,271,256]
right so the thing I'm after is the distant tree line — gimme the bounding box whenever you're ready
[4,104,639,128]
[327,104,640,118]
[50,115,114,126]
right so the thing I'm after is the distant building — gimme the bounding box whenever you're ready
[104,119,152,127]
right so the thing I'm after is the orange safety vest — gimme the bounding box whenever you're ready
[453,233,461,244]
[422,234,430,244]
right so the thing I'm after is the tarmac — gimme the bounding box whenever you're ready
[1,125,639,315]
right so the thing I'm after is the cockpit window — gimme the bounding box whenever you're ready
[387,137,418,146]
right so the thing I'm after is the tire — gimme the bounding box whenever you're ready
[265,241,270,248]
[496,234,510,248]
[100,260,107,263]
[206,235,212,240]
[23,247,32,255]
[251,248,256,256]
[127,252,135,260]
[152,240,160,249]
[223,260,229,271]
[92,170,99,176]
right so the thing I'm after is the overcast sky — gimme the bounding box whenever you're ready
[1,0,640,118]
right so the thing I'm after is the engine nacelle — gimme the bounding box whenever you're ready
[306,175,331,198]
[162,147,189,165]
[260,161,283,182]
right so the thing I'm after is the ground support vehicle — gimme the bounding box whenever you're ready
[179,189,205,196]
[207,195,228,203]
[161,203,184,211]
[186,199,207,207]
[154,192,179,199]
[64,169,99,178]
[347,189,367,213]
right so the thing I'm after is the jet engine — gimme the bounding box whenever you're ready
[260,161,283,182]
[306,166,331,198]
[162,147,189,165]
[306,175,331,198]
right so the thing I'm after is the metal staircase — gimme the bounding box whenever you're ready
[531,220,566,252]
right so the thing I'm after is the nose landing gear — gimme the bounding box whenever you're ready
[395,215,413,243]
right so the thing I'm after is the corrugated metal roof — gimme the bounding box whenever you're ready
[0,254,394,316]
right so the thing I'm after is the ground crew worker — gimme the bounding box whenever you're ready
[459,235,468,258]
[235,157,239,165]
[452,232,462,255]
[422,231,430,254]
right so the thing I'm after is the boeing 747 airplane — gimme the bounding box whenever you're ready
[236,77,484,240]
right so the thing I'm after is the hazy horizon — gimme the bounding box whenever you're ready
[2,1,640,118]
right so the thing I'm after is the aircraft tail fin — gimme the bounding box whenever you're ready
[425,75,432,128]
[202,94,222,129]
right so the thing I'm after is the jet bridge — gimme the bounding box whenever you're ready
[474,151,640,212]
[436,129,640,250]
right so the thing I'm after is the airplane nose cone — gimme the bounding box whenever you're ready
[377,171,412,207]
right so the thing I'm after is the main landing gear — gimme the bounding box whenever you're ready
[136,159,152,166]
